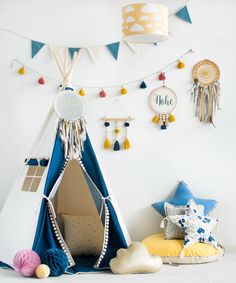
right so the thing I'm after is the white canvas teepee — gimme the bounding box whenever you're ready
[0,49,130,272]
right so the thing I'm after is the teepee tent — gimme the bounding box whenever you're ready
[0,48,130,273]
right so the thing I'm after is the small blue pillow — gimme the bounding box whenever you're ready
[152,181,217,217]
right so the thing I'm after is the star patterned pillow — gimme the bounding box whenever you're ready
[165,199,221,251]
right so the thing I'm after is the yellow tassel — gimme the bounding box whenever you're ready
[78,88,85,96]
[168,114,175,123]
[123,137,131,150]
[120,86,128,95]
[104,137,111,149]
[177,61,185,69]
[18,67,25,75]
[152,115,159,123]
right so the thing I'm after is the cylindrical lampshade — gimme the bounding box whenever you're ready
[122,3,168,43]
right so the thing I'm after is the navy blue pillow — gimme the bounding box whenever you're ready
[152,181,217,217]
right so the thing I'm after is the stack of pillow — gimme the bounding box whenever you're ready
[142,181,224,264]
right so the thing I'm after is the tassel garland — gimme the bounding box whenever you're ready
[177,61,185,69]
[99,89,107,98]
[104,137,111,149]
[113,140,120,151]
[78,88,86,96]
[18,67,25,75]
[140,81,147,89]
[102,119,132,151]
[38,76,45,85]
[123,137,131,150]
[152,114,175,129]
[152,115,159,124]
[120,86,128,95]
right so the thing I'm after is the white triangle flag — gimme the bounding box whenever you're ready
[86,46,100,63]
[124,41,139,54]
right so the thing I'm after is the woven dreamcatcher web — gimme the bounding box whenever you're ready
[192,59,220,87]
[191,59,221,125]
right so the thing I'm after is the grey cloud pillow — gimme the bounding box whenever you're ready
[163,203,204,240]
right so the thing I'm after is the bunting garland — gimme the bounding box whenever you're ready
[106,42,120,60]
[175,6,192,23]
[0,3,192,62]
[31,40,45,58]
[68,48,81,60]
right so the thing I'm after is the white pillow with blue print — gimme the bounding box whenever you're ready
[163,202,204,240]
[164,199,221,252]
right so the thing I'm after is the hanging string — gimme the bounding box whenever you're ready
[11,49,195,90]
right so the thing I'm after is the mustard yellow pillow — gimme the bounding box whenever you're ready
[142,233,223,264]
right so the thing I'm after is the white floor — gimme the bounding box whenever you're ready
[0,253,235,283]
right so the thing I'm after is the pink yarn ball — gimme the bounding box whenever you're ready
[13,249,41,277]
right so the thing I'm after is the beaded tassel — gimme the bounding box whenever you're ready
[123,121,131,150]
[113,122,120,151]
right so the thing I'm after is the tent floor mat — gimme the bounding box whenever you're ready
[67,256,109,273]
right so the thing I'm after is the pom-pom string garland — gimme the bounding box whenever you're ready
[12,49,194,94]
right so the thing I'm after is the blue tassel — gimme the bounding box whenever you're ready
[140,81,147,89]
[161,122,167,130]
[113,140,120,151]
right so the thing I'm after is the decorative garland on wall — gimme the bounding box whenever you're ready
[0,2,192,62]
[11,49,194,97]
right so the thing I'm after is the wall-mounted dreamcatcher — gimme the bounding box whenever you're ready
[191,59,221,126]
[149,76,177,130]
[101,100,134,151]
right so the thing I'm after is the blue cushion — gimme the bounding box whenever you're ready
[152,181,217,217]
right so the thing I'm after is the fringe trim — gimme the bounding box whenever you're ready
[191,80,221,125]
[58,117,87,159]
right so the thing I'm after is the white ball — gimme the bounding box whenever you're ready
[35,264,50,279]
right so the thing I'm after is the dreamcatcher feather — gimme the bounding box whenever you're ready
[58,117,87,159]
[191,59,221,126]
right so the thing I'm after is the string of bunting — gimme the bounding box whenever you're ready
[12,48,194,97]
[0,3,191,62]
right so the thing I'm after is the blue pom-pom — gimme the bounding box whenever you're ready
[43,249,68,277]
[124,122,130,127]
[104,121,110,127]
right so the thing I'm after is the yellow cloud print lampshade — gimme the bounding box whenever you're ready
[122,3,168,43]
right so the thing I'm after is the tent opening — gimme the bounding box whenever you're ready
[51,160,105,272]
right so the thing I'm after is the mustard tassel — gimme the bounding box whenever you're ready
[18,67,25,75]
[152,115,159,123]
[168,114,175,122]
[177,61,185,69]
[120,86,128,95]
[123,137,131,150]
[78,88,85,96]
[104,137,111,149]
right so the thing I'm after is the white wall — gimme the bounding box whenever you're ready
[0,0,236,250]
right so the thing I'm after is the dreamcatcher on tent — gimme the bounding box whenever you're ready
[191,59,221,126]
[102,100,134,151]
[149,73,177,130]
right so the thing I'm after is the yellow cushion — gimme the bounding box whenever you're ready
[142,233,223,264]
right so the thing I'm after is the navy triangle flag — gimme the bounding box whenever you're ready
[68,48,81,60]
[106,42,120,60]
[176,6,192,23]
[31,40,45,58]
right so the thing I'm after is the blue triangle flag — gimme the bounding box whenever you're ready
[176,6,192,23]
[31,40,45,58]
[106,42,120,60]
[68,48,81,59]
